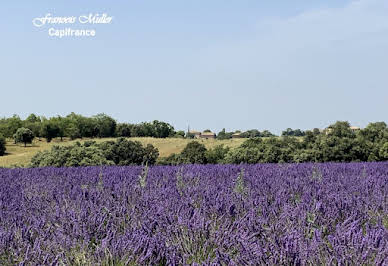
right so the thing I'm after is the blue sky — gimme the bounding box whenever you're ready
[1,0,387,134]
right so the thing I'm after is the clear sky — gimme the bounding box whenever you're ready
[1,0,387,134]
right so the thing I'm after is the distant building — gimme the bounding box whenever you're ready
[200,131,216,139]
[324,126,361,135]
[232,132,243,138]
[188,130,202,139]
[350,126,361,132]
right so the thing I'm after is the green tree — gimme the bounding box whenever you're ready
[116,123,133,137]
[261,130,275,137]
[180,141,207,164]
[152,120,175,138]
[241,129,261,138]
[50,116,68,141]
[13,128,34,147]
[0,115,23,138]
[93,113,117,138]
[327,121,354,138]
[66,113,96,138]
[25,113,40,123]
[359,122,387,143]
[40,119,60,142]
[24,121,42,141]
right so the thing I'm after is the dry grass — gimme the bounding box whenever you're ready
[0,137,246,168]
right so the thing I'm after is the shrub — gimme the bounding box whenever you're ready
[157,153,182,165]
[205,144,230,164]
[30,144,113,167]
[30,138,159,167]
[99,138,159,165]
[180,141,207,164]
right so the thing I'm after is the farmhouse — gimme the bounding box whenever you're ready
[324,125,361,135]
[232,132,243,138]
[188,130,202,139]
[350,126,361,132]
[200,132,216,139]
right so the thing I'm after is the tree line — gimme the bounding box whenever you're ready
[28,120,388,167]
[160,121,388,164]
[0,113,176,142]
[1,115,387,165]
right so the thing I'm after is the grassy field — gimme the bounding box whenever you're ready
[0,137,246,167]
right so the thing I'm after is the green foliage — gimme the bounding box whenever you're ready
[174,130,186,138]
[158,141,209,165]
[2,113,177,142]
[116,120,175,138]
[205,144,230,164]
[30,138,159,167]
[0,134,6,156]
[282,128,305,137]
[379,142,388,160]
[180,141,207,164]
[217,128,233,140]
[224,121,388,164]
[30,143,113,167]
[13,128,34,147]
[327,121,354,138]
[93,113,117,138]
[25,113,40,123]
[151,120,175,138]
[100,138,159,165]
[0,115,23,138]
[116,123,133,137]
[240,129,260,138]
[40,119,60,142]
[157,153,182,165]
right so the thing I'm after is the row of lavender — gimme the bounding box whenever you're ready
[0,163,387,265]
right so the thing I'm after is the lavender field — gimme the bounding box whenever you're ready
[0,163,387,265]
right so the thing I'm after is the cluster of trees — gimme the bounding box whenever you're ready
[281,128,306,137]
[226,122,388,163]
[0,113,176,145]
[217,128,275,139]
[116,120,176,138]
[160,121,388,165]
[158,142,230,165]
[30,138,159,167]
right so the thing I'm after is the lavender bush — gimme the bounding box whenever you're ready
[0,163,387,265]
